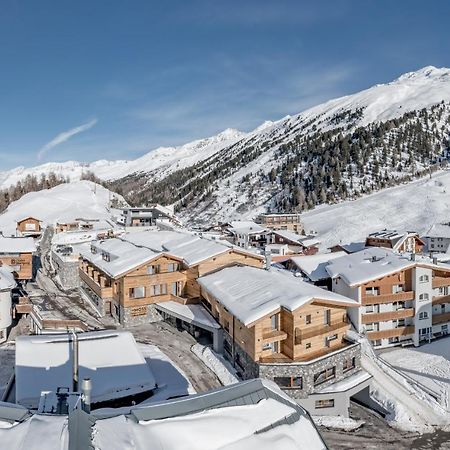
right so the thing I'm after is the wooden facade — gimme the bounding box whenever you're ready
[256,214,303,233]
[201,287,355,364]
[0,252,33,280]
[80,248,263,321]
[16,217,42,236]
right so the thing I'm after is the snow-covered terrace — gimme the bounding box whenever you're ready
[15,331,156,409]
[198,266,358,326]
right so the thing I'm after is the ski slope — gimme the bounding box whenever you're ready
[302,170,450,249]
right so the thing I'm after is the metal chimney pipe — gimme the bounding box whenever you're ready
[71,330,79,392]
[81,378,92,413]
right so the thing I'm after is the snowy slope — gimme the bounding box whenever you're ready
[0,128,246,190]
[301,170,450,249]
[0,181,125,235]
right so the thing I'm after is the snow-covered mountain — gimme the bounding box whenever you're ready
[2,66,450,225]
[0,128,246,190]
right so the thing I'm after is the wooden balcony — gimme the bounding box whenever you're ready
[432,277,450,289]
[361,308,415,324]
[367,326,414,341]
[295,320,348,344]
[361,291,414,306]
[432,312,450,325]
[432,295,450,305]
[262,329,288,344]
[79,268,113,298]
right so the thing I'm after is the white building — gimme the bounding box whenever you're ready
[326,247,450,348]
[423,223,450,253]
[0,266,16,343]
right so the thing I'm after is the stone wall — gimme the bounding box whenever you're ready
[115,303,162,327]
[52,251,80,290]
[221,332,361,401]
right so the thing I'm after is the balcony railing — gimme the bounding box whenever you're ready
[295,319,348,344]
[361,291,414,305]
[432,295,450,305]
[262,329,288,343]
[432,277,450,289]
[367,325,415,341]
[361,308,415,324]
[432,312,450,325]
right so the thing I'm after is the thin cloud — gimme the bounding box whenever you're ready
[37,118,98,161]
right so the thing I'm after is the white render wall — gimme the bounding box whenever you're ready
[332,278,361,330]
[0,289,12,343]
[412,266,433,346]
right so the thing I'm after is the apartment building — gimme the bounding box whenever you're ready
[267,230,319,257]
[256,213,304,233]
[16,216,42,238]
[423,223,450,253]
[0,235,36,281]
[227,221,269,249]
[326,247,450,348]
[197,266,372,416]
[79,231,263,331]
[365,229,424,253]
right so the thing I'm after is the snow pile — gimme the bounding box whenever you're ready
[0,181,123,235]
[381,340,450,412]
[302,171,450,249]
[313,415,364,431]
[191,344,239,386]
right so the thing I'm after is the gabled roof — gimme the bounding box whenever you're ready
[198,266,357,326]
[228,221,268,236]
[16,216,42,224]
[272,230,319,247]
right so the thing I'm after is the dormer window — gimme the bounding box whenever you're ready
[102,252,110,262]
[90,245,97,254]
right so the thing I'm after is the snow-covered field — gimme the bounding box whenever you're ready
[380,338,450,412]
[0,180,124,235]
[302,170,450,249]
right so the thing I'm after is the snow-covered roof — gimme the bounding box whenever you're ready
[198,266,358,326]
[326,247,417,286]
[228,221,267,235]
[15,331,156,409]
[155,301,220,330]
[424,223,450,239]
[121,230,188,252]
[0,266,16,290]
[79,239,165,278]
[16,216,42,223]
[333,242,366,254]
[0,235,36,253]
[272,229,319,247]
[291,251,347,281]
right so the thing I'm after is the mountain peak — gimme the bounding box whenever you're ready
[395,65,450,83]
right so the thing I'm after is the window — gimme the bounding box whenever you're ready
[305,342,311,349]
[270,313,279,331]
[223,339,232,356]
[389,337,400,344]
[392,284,404,294]
[152,284,167,296]
[365,304,379,314]
[324,309,331,326]
[167,263,179,272]
[274,376,303,389]
[419,311,429,320]
[419,293,429,301]
[129,286,145,299]
[365,287,379,296]
[325,334,338,348]
[365,323,379,332]
[305,314,311,325]
[393,318,405,328]
[394,301,405,310]
[102,252,110,262]
[90,245,97,254]
[147,264,160,275]
[313,367,336,386]
[419,275,429,283]
[371,339,382,347]
[315,399,335,409]
[343,356,356,372]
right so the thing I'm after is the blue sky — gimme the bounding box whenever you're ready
[0,0,449,169]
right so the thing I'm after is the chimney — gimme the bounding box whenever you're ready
[433,256,438,265]
[71,330,79,392]
[81,378,92,413]
[411,253,416,261]
[265,251,272,270]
